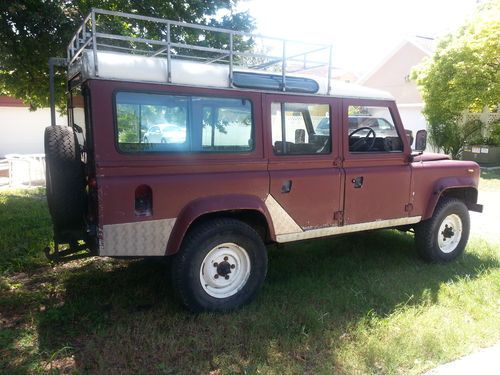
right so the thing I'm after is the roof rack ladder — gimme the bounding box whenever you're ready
[327,45,333,95]
[91,9,99,77]
[281,40,286,91]
[229,33,234,87]
[166,22,172,83]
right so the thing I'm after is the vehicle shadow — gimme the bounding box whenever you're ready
[33,230,499,374]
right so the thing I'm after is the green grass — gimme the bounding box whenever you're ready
[480,168,500,191]
[0,188,52,274]
[0,188,499,374]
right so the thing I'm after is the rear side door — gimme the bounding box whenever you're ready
[264,94,343,233]
[341,99,412,225]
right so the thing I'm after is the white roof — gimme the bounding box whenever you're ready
[70,50,394,101]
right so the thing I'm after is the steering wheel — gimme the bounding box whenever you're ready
[349,126,376,151]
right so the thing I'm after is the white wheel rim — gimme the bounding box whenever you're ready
[199,242,251,299]
[437,214,463,253]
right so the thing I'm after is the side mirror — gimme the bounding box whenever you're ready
[295,129,305,144]
[415,129,427,151]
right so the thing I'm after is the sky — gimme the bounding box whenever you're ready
[237,0,479,76]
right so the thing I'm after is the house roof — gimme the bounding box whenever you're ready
[358,37,434,85]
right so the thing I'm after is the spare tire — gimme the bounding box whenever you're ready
[44,126,86,233]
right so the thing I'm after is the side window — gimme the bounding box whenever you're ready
[271,102,331,155]
[199,98,253,152]
[116,92,253,153]
[116,92,188,151]
[348,106,403,153]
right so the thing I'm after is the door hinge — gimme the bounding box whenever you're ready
[334,210,344,224]
[405,203,414,212]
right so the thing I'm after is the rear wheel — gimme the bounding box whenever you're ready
[171,218,268,312]
[44,126,86,234]
[415,198,470,262]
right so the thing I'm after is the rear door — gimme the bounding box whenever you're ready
[264,94,343,233]
[341,99,412,225]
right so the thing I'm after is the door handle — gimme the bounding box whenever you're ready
[352,176,364,188]
[281,180,292,193]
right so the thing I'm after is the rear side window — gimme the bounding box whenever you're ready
[115,92,253,153]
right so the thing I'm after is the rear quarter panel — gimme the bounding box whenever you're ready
[88,80,270,256]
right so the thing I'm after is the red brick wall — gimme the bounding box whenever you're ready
[0,95,27,107]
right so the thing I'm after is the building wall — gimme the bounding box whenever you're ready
[362,41,428,104]
[398,105,427,134]
[0,106,66,158]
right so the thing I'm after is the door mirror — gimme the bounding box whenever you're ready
[415,129,427,151]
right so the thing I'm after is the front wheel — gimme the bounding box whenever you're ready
[171,218,268,312]
[415,198,470,262]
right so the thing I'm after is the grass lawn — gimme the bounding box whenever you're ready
[479,168,500,191]
[1,181,499,374]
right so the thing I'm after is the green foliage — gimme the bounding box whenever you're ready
[431,119,484,158]
[485,120,500,146]
[0,1,255,110]
[117,104,140,143]
[413,1,500,157]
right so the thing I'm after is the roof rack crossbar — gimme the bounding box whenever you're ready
[250,45,330,70]
[89,8,329,46]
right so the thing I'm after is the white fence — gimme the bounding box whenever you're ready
[1,154,45,187]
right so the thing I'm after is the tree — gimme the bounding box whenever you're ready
[0,1,255,110]
[412,0,500,158]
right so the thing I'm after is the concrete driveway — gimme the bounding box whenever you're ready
[470,190,500,243]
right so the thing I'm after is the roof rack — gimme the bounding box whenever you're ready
[67,8,333,94]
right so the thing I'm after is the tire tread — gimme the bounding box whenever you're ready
[171,218,267,312]
[415,197,470,262]
[44,126,86,232]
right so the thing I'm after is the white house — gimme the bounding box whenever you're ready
[358,37,434,137]
[0,96,66,158]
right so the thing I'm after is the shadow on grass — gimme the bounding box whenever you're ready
[28,230,499,374]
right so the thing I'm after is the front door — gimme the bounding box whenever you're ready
[341,99,412,225]
[264,94,343,235]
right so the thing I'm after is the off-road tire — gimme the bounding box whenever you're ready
[171,218,268,312]
[415,198,470,262]
[44,126,86,233]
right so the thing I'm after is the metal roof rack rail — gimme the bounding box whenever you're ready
[67,8,333,94]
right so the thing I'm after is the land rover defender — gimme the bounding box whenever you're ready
[44,9,483,311]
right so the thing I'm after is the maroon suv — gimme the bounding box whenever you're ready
[44,9,482,312]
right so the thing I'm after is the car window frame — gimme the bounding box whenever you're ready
[113,90,255,155]
[342,98,410,160]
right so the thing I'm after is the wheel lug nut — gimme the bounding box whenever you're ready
[214,274,219,279]
[225,275,230,280]
[224,256,228,261]
[230,264,235,269]
[213,262,218,267]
